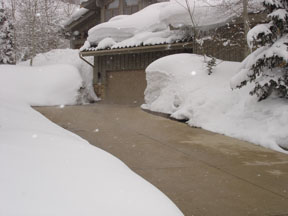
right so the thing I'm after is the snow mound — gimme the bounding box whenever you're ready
[0,98,183,216]
[143,54,288,153]
[97,37,116,50]
[0,64,84,106]
[19,49,98,103]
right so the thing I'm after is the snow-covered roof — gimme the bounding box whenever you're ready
[63,7,90,27]
[80,0,263,52]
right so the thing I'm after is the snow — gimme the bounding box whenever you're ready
[0,59,183,215]
[0,64,84,106]
[268,8,288,20]
[109,14,129,22]
[142,53,288,153]
[0,99,183,216]
[83,0,245,50]
[19,49,98,103]
[63,7,89,27]
[95,37,116,50]
[264,0,283,7]
[232,35,288,89]
[247,23,272,49]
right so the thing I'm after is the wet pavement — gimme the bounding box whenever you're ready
[35,104,288,216]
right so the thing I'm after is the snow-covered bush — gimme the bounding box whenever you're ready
[0,8,15,64]
[231,0,288,101]
[206,56,216,75]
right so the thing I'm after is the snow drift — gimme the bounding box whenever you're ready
[142,54,288,153]
[19,49,98,103]
[0,64,84,106]
[0,98,183,216]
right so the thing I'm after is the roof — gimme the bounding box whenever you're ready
[79,0,264,55]
[63,8,90,28]
[81,1,243,52]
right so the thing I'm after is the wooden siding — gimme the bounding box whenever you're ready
[97,49,191,83]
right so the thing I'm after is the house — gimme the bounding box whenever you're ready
[64,0,163,49]
[65,0,264,105]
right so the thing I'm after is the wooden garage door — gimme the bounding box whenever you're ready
[105,70,147,105]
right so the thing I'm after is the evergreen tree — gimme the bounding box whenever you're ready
[231,0,288,100]
[0,8,15,64]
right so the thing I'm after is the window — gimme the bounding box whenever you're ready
[108,0,119,9]
[125,0,139,6]
[123,0,139,15]
[105,0,120,21]
[104,0,140,21]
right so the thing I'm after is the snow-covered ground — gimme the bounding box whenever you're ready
[142,54,288,153]
[0,61,183,215]
[19,49,98,103]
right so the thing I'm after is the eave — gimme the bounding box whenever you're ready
[80,42,194,57]
[81,0,97,10]
[65,9,100,32]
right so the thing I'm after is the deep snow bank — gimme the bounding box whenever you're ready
[0,98,183,216]
[142,54,288,153]
[19,49,98,103]
[0,64,83,106]
[0,62,183,215]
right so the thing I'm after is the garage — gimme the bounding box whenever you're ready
[80,43,194,105]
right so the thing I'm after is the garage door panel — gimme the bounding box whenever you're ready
[105,70,147,105]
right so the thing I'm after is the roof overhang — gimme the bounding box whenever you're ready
[65,8,101,32]
[80,42,194,57]
[81,0,96,10]
[81,0,113,9]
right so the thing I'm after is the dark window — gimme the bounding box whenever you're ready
[123,7,132,14]
[131,5,138,13]
[123,0,139,15]
[125,0,139,6]
[108,0,119,8]
[105,0,120,21]
[105,10,112,21]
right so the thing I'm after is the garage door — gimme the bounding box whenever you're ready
[105,70,147,105]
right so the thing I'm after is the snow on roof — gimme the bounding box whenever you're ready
[81,0,262,52]
[63,7,90,27]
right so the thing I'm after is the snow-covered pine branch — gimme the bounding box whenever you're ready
[231,0,288,101]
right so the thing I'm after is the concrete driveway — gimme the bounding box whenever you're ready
[35,104,288,216]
